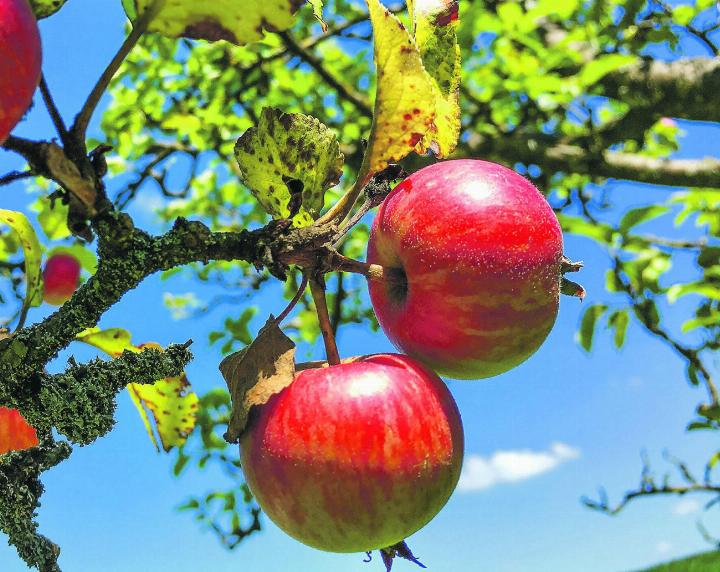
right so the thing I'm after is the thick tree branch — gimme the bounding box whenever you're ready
[462,134,720,189]
[601,58,720,123]
[0,435,72,572]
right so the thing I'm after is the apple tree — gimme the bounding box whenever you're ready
[1,0,720,570]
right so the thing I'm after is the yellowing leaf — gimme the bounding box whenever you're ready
[76,329,198,452]
[128,372,199,452]
[221,317,296,443]
[361,0,436,181]
[411,0,461,157]
[0,210,43,323]
[76,327,135,357]
[234,108,344,227]
[122,0,302,45]
[308,0,327,31]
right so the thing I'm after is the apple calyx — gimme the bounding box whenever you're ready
[561,255,586,300]
[379,541,427,571]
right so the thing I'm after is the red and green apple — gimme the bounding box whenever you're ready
[0,0,42,144]
[240,353,464,553]
[367,159,563,380]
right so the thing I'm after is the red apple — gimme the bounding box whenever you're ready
[0,0,42,144]
[43,252,81,305]
[0,406,39,455]
[367,159,563,380]
[240,353,464,553]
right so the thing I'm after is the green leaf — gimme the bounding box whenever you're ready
[619,205,669,234]
[234,108,344,227]
[308,0,326,31]
[607,310,629,349]
[578,304,608,352]
[411,0,461,157]
[667,282,720,303]
[122,0,303,45]
[672,5,696,26]
[361,0,436,180]
[0,210,43,321]
[579,54,636,86]
[30,0,70,18]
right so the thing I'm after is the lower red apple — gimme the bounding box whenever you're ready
[367,159,563,380]
[240,353,464,553]
[0,0,42,144]
[0,407,39,455]
[43,253,81,305]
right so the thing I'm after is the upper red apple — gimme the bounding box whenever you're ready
[367,159,563,380]
[0,0,42,144]
[43,253,81,305]
[240,353,464,553]
[0,406,39,455]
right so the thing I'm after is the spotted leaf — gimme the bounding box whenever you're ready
[122,0,304,45]
[234,107,344,227]
[360,0,436,183]
[410,0,461,157]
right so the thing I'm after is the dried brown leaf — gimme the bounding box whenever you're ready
[221,316,296,443]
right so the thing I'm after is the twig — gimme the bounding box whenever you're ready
[38,75,69,143]
[0,170,35,187]
[71,2,160,141]
[275,274,309,325]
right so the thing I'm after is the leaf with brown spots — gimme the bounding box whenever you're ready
[234,107,344,227]
[0,210,43,325]
[76,329,198,452]
[221,316,296,443]
[121,0,305,45]
[0,407,39,455]
[410,0,461,157]
[360,0,436,183]
[128,368,199,452]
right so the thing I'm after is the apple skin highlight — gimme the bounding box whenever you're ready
[240,353,464,553]
[367,159,564,380]
[0,0,42,144]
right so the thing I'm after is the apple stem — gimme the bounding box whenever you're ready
[333,253,405,285]
[309,274,341,366]
[275,274,309,325]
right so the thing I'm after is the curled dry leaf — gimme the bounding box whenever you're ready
[221,316,296,444]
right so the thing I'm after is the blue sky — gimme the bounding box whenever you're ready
[2,1,720,571]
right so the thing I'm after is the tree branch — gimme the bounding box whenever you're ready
[462,134,720,189]
[601,58,720,123]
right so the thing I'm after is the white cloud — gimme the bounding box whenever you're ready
[673,498,701,516]
[656,541,673,555]
[457,442,580,492]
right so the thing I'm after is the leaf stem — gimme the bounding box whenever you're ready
[309,273,341,366]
